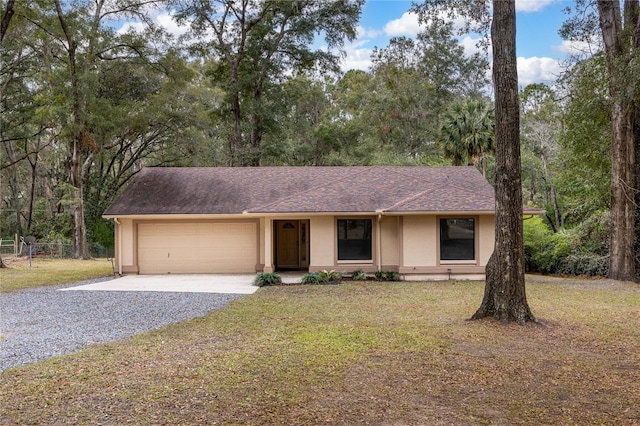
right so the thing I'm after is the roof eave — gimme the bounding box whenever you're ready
[103,210,499,220]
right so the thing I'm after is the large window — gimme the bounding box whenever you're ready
[440,218,475,261]
[337,219,372,261]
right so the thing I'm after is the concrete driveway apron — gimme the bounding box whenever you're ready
[60,274,260,294]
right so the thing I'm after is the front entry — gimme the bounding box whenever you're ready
[276,220,300,269]
[275,220,308,270]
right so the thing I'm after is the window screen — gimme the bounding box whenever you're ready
[440,218,475,261]
[337,219,372,261]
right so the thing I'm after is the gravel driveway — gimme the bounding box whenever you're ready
[0,279,244,372]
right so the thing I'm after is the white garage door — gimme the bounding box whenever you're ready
[138,222,257,274]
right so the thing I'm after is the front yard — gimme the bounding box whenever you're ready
[0,257,113,293]
[1,275,639,424]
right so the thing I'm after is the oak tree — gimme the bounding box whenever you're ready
[595,0,638,282]
[414,0,535,322]
[561,0,639,281]
[470,0,535,323]
[176,0,363,166]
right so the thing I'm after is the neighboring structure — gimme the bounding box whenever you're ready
[103,166,502,280]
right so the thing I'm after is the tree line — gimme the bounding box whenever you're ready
[1,0,638,285]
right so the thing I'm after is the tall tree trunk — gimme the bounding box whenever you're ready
[633,105,640,276]
[471,0,535,324]
[3,141,23,237]
[0,0,15,44]
[249,82,263,167]
[55,0,91,259]
[597,0,637,282]
[607,101,635,281]
[631,1,640,282]
[550,183,562,231]
[27,147,38,232]
[230,90,241,166]
[541,153,562,230]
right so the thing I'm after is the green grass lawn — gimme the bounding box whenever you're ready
[0,257,114,293]
[1,275,639,425]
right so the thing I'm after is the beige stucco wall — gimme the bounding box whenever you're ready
[398,214,495,278]
[402,215,438,267]
[478,215,495,266]
[117,218,135,272]
[111,212,495,278]
[380,216,399,267]
[259,217,266,267]
[309,216,334,269]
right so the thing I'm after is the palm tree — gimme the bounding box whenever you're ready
[437,99,495,177]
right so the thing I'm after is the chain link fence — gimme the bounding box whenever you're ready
[1,238,114,259]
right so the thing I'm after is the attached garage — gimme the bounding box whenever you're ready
[137,222,257,274]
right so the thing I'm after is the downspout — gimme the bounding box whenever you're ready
[114,218,122,275]
[376,212,383,272]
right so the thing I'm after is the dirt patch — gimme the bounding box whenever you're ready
[2,256,28,266]
[527,273,638,288]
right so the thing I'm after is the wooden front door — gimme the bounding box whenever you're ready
[276,221,299,269]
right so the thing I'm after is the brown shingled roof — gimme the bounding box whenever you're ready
[103,166,497,216]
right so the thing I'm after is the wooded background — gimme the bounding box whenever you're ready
[1,0,638,281]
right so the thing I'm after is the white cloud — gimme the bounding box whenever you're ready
[515,0,555,13]
[517,56,562,86]
[460,35,485,56]
[156,12,190,37]
[383,11,422,37]
[339,39,374,72]
[357,25,382,39]
[552,36,601,57]
[117,21,145,34]
[116,10,189,37]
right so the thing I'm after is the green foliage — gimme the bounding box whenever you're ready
[300,270,342,285]
[437,98,494,175]
[29,197,73,243]
[558,254,609,277]
[179,0,364,166]
[253,273,282,287]
[374,270,401,281]
[524,213,611,277]
[89,219,114,248]
[569,210,610,256]
[519,83,563,228]
[523,217,571,273]
[556,55,611,225]
[351,269,367,281]
[300,272,323,285]
[318,270,342,282]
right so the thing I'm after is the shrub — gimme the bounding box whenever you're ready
[318,269,342,282]
[570,210,610,256]
[253,272,282,287]
[557,254,609,277]
[300,272,322,284]
[523,217,576,274]
[523,212,611,277]
[300,270,343,285]
[374,270,400,281]
[351,269,367,281]
[523,216,552,272]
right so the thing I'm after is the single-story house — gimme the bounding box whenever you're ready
[104,166,506,280]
